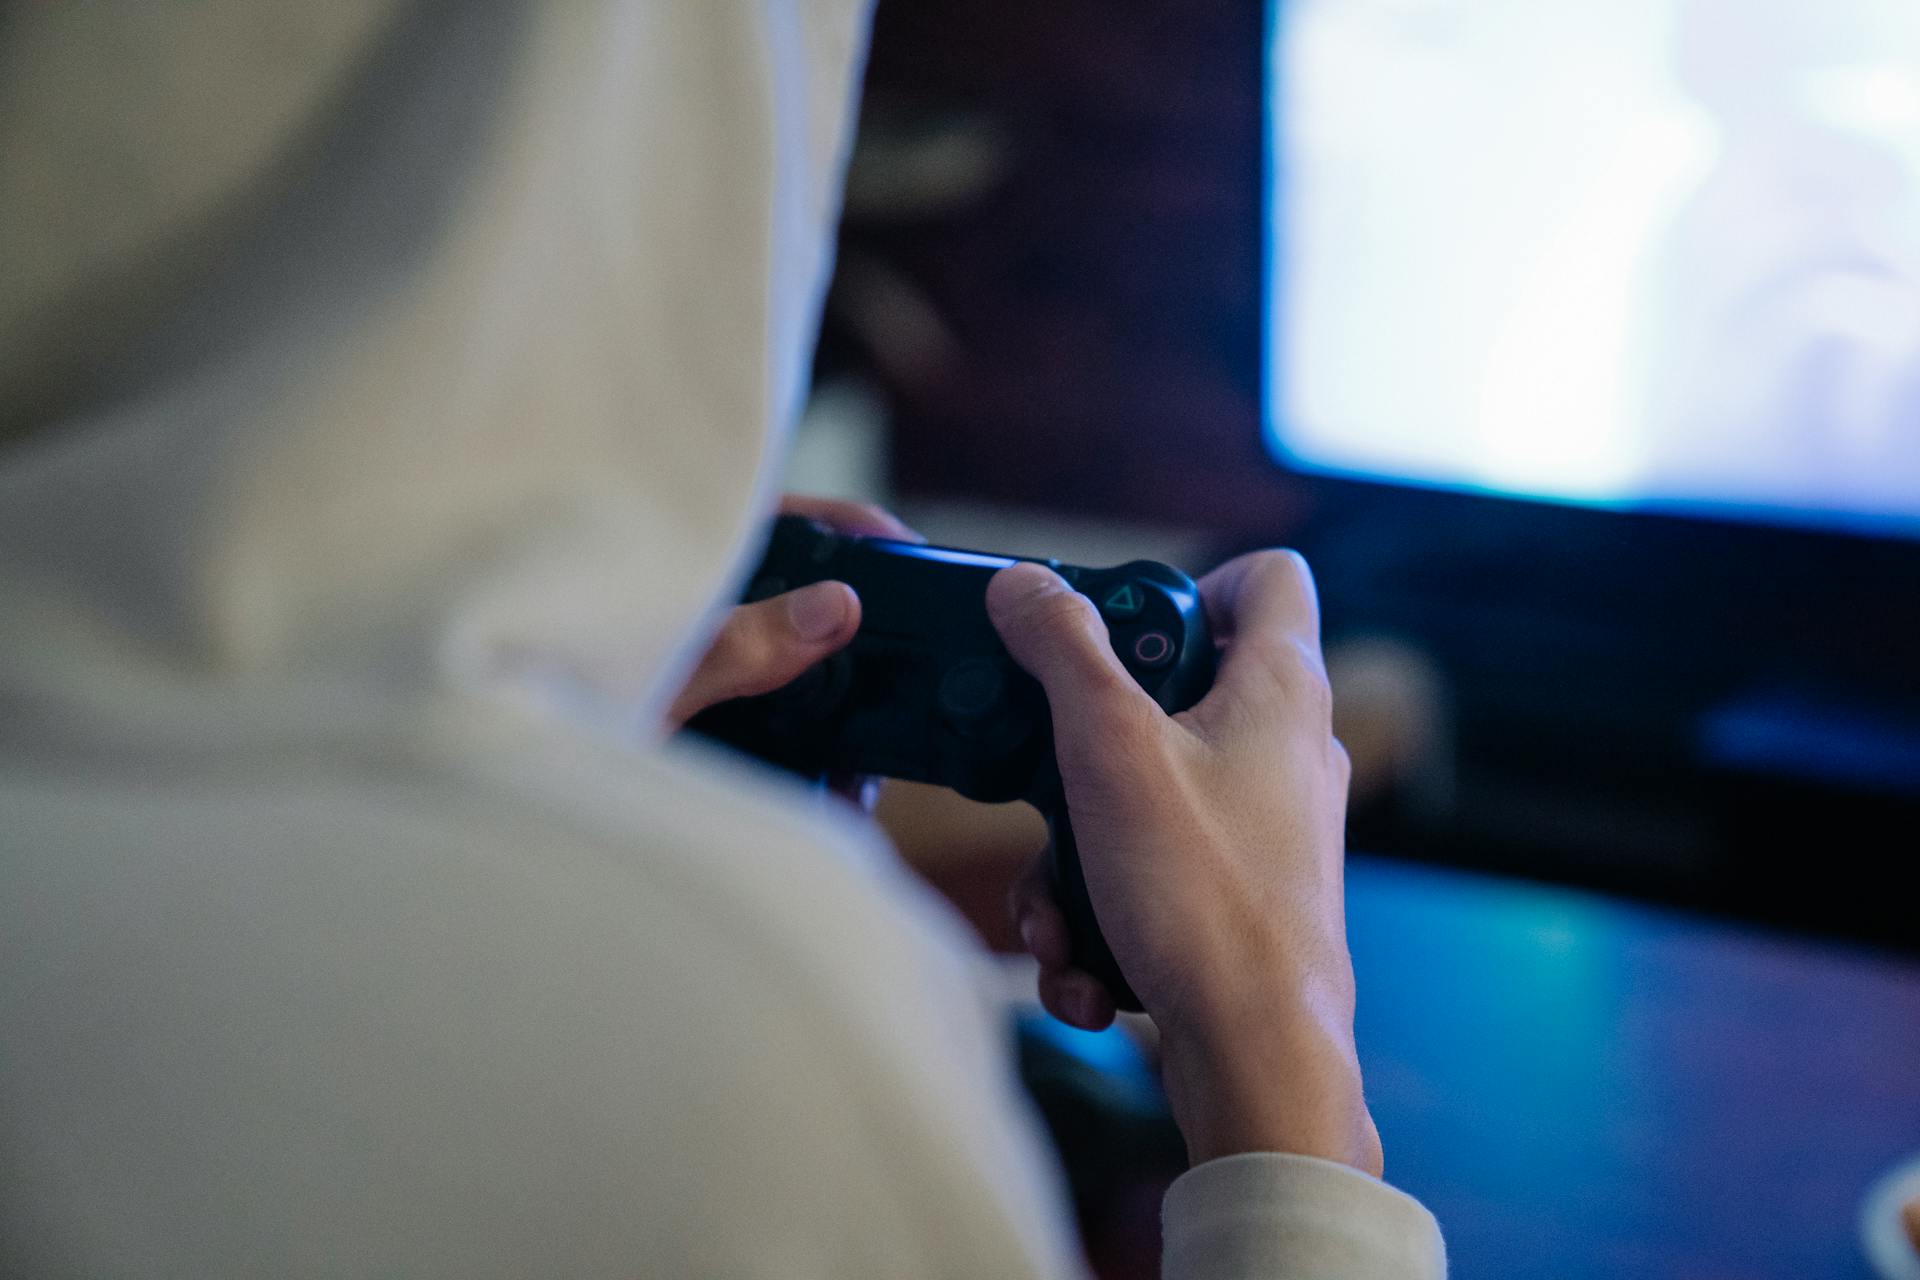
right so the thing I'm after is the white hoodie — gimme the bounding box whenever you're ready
[0,2,1444,1275]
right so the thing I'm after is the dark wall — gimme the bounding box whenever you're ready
[825,0,1305,533]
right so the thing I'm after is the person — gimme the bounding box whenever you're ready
[0,2,1444,1276]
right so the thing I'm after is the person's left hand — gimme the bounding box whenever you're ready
[667,495,920,807]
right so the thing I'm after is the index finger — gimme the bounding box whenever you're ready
[1184,549,1330,738]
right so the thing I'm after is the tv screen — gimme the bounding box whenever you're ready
[1265,0,1920,537]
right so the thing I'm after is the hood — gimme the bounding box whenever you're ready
[0,0,871,744]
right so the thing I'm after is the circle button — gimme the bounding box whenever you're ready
[1131,631,1175,668]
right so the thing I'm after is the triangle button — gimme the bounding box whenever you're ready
[1101,582,1145,619]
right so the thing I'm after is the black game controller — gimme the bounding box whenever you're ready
[687,515,1216,1012]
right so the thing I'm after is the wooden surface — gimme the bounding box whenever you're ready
[1345,855,1920,1279]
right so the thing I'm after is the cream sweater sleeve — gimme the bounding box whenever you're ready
[1164,1153,1447,1279]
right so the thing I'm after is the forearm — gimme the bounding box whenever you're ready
[1158,975,1381,1173]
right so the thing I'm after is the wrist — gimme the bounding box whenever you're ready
[1158,982,1381,1175]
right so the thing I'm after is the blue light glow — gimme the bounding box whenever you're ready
[1017,1012,1162,1104]
[884,543,1019,570]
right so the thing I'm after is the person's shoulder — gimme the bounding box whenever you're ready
[417,713,990,1013]
[348,718,1072,1273]
[2,707,1036,1275]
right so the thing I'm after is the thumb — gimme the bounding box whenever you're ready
[986,564,1152,732]
[668,581,859,726]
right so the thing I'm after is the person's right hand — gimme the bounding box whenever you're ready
[987,550,1381,1175]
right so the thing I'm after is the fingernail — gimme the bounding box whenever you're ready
[1019,916,1038,955]
[786,582,850,641]
[1002,562,1064,597]
[985,562,1066,623]
[1069,987,1099,1027]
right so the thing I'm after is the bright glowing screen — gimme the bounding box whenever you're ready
[1267,0,1920,534]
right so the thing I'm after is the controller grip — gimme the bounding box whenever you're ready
[1044,813,1143,1013]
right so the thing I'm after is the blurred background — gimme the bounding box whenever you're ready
[789,1,1920,1276]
